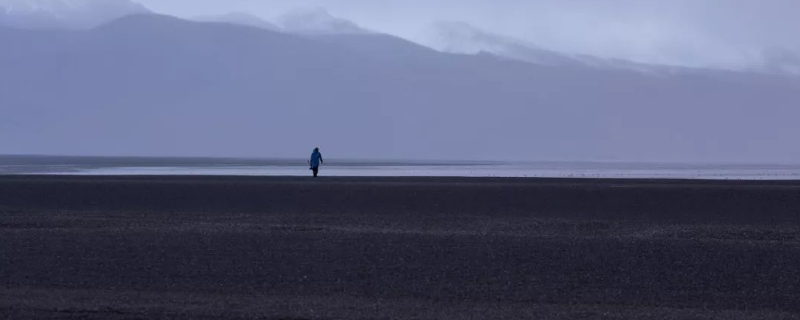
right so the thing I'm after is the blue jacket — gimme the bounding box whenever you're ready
[310,151,323,168]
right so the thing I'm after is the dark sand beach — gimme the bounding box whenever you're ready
[2,175,800,319]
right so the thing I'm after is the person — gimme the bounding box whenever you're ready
[308,147,323,177]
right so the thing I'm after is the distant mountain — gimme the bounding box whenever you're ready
[192,12,280,31]
[194,9,368,35]
[423,21,588,67]
[2,14,800,162]
[423,21,685,74]
[0,0,148,29]
[277,8,369,35]
[307,33,439,62]
[425,21,800,77]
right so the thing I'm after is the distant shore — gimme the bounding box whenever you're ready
[2,176,800,319]
[4,155,800,179]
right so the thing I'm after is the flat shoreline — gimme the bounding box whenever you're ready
[8,173,800,184]
[2,175,800,319]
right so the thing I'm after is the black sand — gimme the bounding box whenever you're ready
[2,176,800,319]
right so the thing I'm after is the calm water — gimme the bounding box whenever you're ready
[2,155,800,180]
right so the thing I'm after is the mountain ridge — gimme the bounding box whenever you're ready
[2,14,799,162]
[424,21,800,77]
[192,12,280,31]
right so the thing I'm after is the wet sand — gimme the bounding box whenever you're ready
[2,175,800,319]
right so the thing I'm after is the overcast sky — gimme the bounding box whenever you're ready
[136,0,798,70]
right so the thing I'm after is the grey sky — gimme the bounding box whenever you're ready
[134,0,799,70]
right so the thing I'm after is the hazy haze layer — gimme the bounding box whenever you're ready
[133,0,800,72]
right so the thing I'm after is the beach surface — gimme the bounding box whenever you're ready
[2,175,800,319]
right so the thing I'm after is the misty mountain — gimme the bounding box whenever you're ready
[277,8,370,35]
[2,14,800,162]
[307,33,440,62]
[0,0,149,29]
[191,9,369,36]
[423,21,788,77]
[423,21,588,67]
[192,12,280,32]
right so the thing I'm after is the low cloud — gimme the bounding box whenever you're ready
[134,0,800,71]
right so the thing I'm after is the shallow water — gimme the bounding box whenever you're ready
[2,155,800,179]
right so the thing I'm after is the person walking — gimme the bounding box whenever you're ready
[309,148,324,177]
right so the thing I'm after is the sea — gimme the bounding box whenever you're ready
[1,155,800,180]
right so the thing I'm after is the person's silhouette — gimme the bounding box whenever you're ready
[309,148,324,177]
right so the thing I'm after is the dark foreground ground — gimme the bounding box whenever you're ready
[1,175,800,319]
